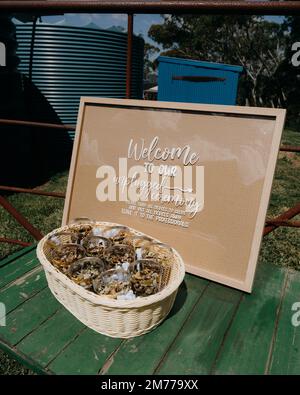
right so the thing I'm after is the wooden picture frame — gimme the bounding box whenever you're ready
[63,97,286,292]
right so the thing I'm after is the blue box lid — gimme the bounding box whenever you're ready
[158,56,244,73]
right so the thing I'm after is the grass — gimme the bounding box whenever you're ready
[0,128,299,374]
[258,129,300,269]
[0,172,68,259]
[0,352,34,375]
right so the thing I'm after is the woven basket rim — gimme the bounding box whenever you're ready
[37,221,185,309]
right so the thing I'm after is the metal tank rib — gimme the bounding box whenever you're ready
[15,23,144,139]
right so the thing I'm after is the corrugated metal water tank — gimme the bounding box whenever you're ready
[158,56,243,105]
[15,24,144,139]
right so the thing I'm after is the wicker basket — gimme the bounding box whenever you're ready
[36,222,185,338]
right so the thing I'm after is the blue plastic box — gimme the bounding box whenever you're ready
[158,56,243,105]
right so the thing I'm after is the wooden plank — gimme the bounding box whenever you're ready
[18,308,85,368]
[103,275,209,375]
[0,267,46,313]
[0,288,60,345]
[156,283,241,375]
[0,245,35,268]
[0,249,40,289]
[48,329,122,375]
[268,269,300,374]
[212,263,286,374]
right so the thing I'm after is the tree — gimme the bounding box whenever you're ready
[148,15,288,108]
[144,42,159,81]
[278,16,300,129]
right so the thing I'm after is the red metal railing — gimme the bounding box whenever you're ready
[0,195,44,242]
[264,203,300,236]
[0,117,299,155]
[1,1,300,15]
[1,118,299,248]
[0,238,32,247]
[0,118,74,131]
[1,1,300,249]
[0,185,65,198]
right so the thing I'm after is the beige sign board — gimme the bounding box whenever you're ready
[63,97,286,292]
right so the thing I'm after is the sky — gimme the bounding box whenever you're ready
[16,13,284,58]
[40,14,164,47]
[40,13,283,36]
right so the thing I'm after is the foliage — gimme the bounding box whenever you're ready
[148,15,292,111]
[144,42,159,81]
[276,16,300,130]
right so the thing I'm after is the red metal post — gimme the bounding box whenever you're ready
[1,1,300,15]
[0,238,32,247]
[279,145,300,153]
[29,15,38,82]
[126,13,134,99]
[0,118,75,131]
[0,118,300,153]
[264,202,300,236]
[0,196,43,241]
[265,219,300,228]
[0,185,65,198]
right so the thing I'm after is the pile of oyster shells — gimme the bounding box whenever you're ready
[46,219,174,300]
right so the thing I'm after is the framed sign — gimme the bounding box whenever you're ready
[63,98,286,292]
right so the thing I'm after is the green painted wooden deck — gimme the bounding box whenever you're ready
[0,245,299,375]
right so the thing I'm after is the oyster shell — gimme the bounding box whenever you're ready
[68,217,95,242]
[139,242,174,266]
[50,243,86,273]
[104,243,135,268]
[102,226,132,244]
[81,235,111,258]
[69,217,94,225]
[68,257,105,290]
[46,222,173,298]
[46,231,78,248]
[124,235,152,249]
[93,268,131,298]
[130,259,163,297]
